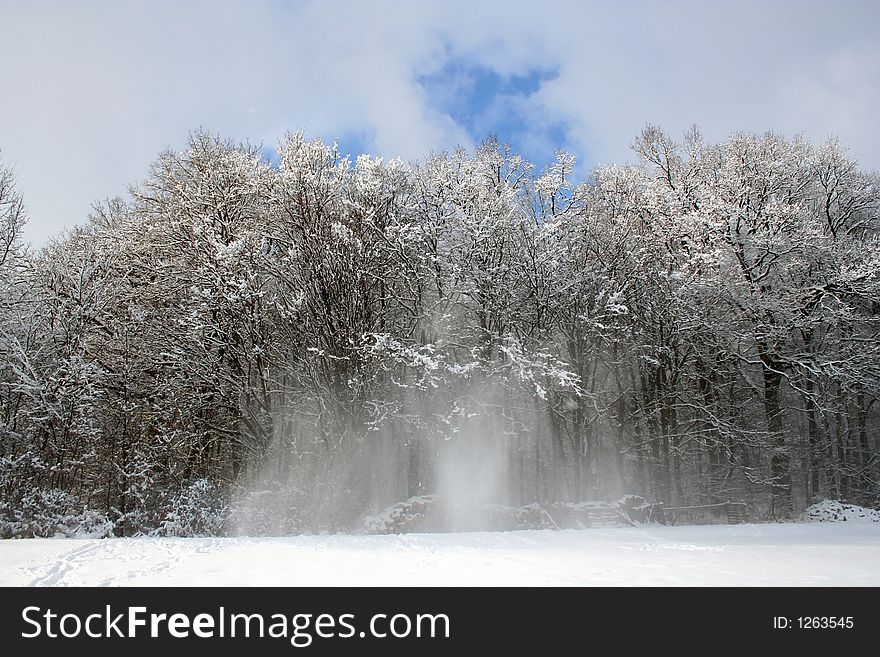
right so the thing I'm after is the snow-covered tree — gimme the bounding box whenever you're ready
[1,127,877,536]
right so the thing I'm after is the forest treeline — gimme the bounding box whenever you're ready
[0,126,878,536]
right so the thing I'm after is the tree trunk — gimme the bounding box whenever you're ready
[803,378,822,501]
[761,352,791,518]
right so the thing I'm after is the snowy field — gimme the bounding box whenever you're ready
[1,522,878,586]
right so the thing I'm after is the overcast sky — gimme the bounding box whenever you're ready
[2,0,879,245]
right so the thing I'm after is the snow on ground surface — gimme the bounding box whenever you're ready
[801,499,880,523]
[1,523,877,586]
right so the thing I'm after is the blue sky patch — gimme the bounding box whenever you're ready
[418,62,571,169]
[259,145,281,169]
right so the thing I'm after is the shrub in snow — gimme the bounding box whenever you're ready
[226,482,310,536]
[362,496,560,534]
[155,479,228,537]
[361,495,440,534]
[360,493,673,534]
[0,488,114,538]
[800,499,880,523]
[61,509,115,538]
[615,495,667,524]
[512,503,559,530]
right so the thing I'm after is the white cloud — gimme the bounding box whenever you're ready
[1,0,878,244]
[522,1,880,167]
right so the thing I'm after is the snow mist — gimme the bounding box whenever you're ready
[435,408,507,532]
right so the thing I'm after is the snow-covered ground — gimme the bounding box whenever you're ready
[1,522,878,586]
